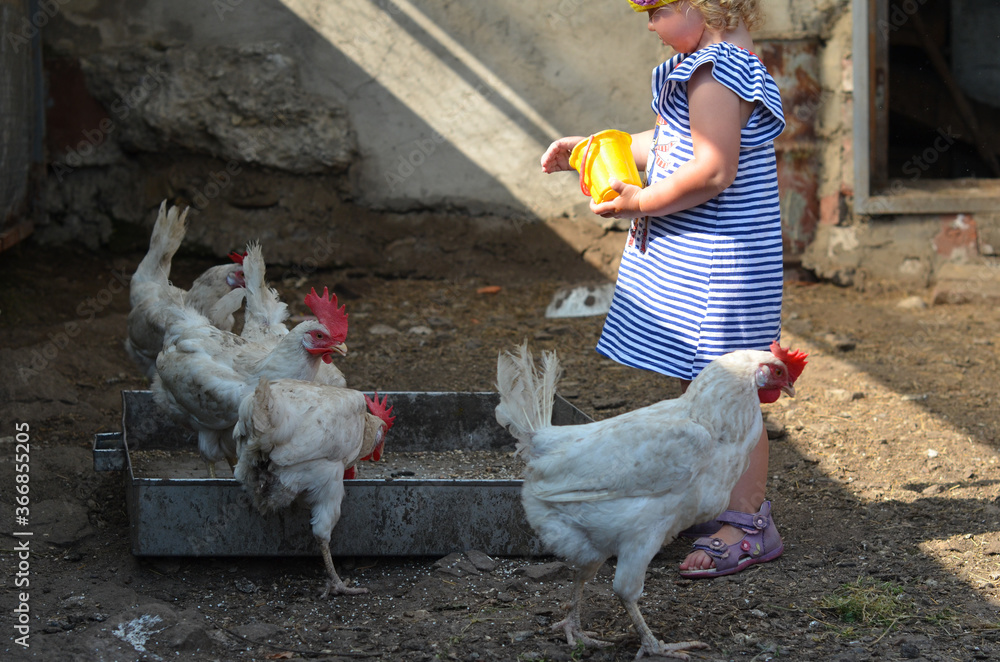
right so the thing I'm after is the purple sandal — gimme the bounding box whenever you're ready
[678,501,784,579]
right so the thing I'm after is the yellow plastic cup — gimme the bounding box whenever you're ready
[569,129,642,203]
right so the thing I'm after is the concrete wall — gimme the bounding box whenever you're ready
[38,0,852,273]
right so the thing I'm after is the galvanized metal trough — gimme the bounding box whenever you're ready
[94,390,591,558]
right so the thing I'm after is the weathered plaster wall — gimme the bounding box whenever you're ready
[38,0,848,273]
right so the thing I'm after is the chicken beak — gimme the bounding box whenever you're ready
[321,342,348,364]
[780,383,796,398]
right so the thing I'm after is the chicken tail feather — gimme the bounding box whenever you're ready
[133,200,189,296]
[241,242,289,336]
[495,341,561,457]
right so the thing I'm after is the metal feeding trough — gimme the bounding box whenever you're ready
[93,390,592,558]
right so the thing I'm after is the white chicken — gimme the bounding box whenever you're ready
[233,377,394,596]
[494,341,807,660]
[124,200,246,378]
[152,287,349,476]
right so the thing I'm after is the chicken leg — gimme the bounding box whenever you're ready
[622,599,707,660]
[198,430,228,478]
[614,543,708,659]
[552,561,609,648]
[318,537,368,598]
[204,457,237,478]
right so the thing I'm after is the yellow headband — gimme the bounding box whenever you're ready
[627,0,681,12]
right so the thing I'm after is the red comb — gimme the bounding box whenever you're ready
[303,287,348,343]
[769,341,808,382]
[228,251,247,265]
[364,392,396,433]
[343,466,357,479]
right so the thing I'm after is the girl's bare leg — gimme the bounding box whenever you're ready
[679,425,769,571]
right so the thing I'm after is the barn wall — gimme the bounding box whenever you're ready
[36,0,847,272]
[0,0,42,250]
[797,0,1000,289]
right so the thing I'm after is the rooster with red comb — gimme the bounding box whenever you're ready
[234,379,395,597]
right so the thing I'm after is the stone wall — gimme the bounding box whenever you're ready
[797,0,1000,290]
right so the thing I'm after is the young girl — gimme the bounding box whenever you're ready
[540,0,785,578]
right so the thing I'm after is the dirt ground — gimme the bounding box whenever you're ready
[1,222,999,662]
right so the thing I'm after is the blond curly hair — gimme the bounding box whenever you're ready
[683,0,764,32]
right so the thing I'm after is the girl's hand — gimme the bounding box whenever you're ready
[591,178,644,219]
[540,136,585,173]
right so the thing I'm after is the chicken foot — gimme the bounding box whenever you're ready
[552,562,609,648]
[622,600,707,660]
[204,457,236,478]
[318,538,368,598]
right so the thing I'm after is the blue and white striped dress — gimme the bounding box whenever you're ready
[596,42,785,380]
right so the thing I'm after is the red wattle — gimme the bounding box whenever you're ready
[757,388,780,404]
[361,439,384,462]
